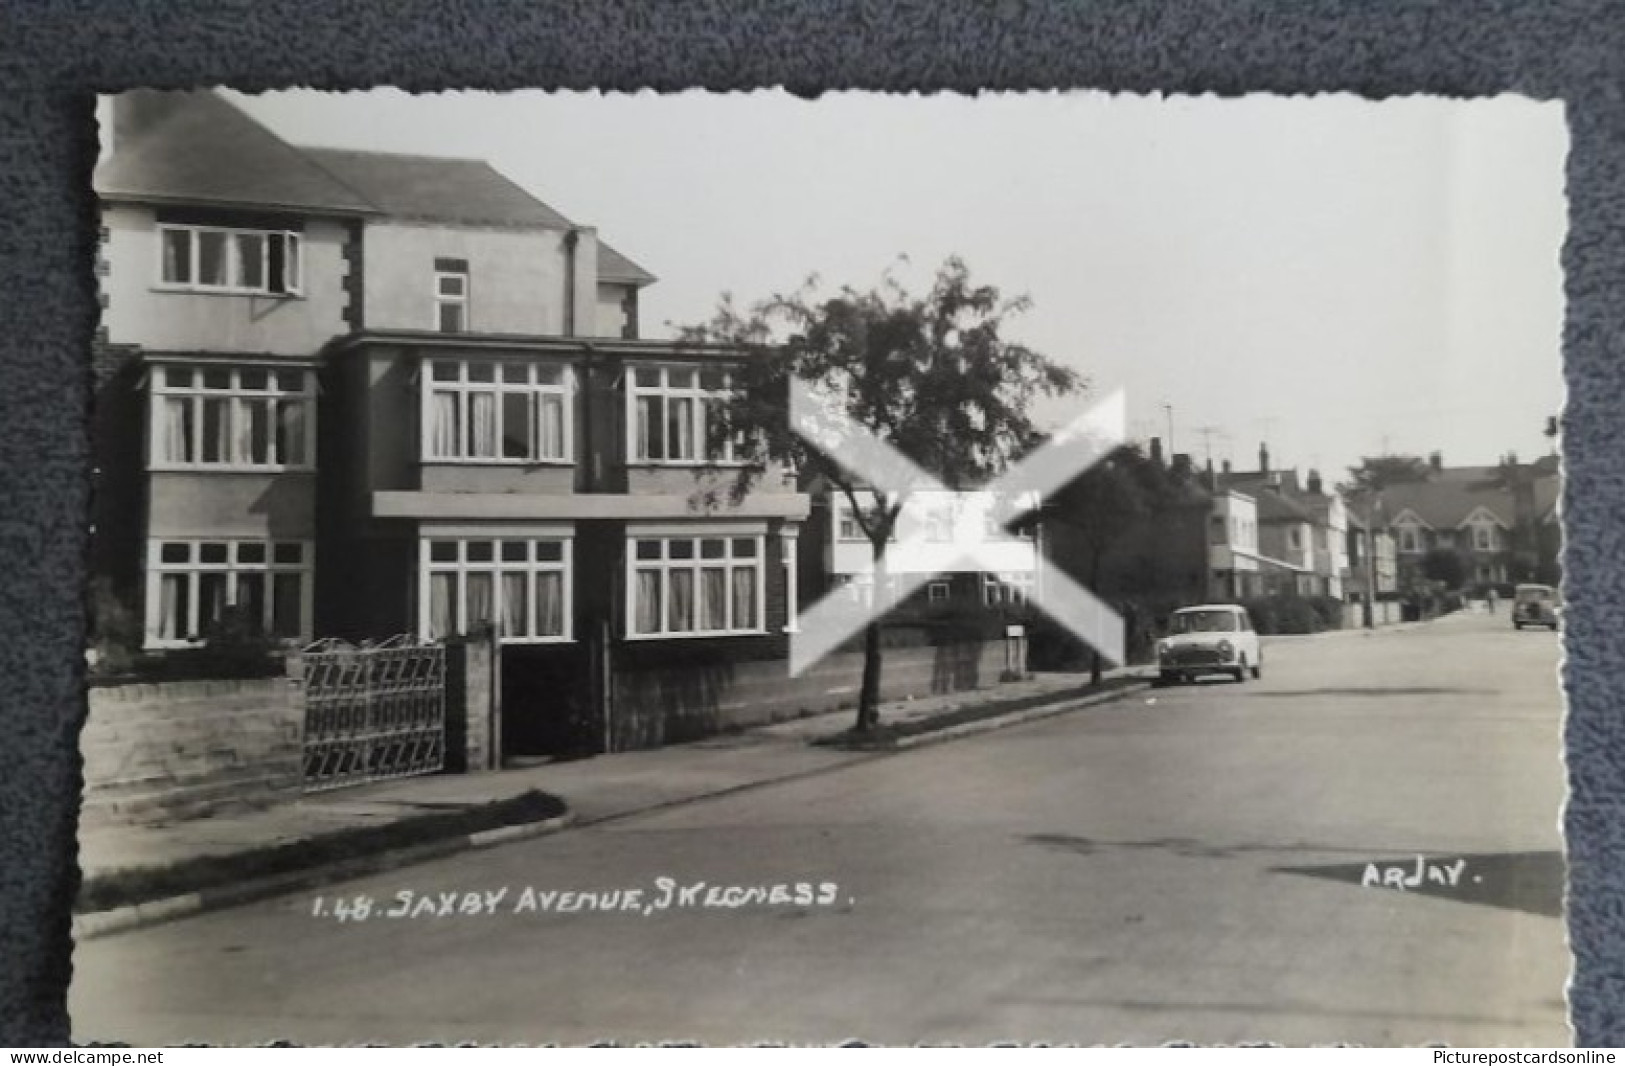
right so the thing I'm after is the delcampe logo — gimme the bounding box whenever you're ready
[787,379,1128,676]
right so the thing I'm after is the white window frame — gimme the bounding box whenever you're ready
[982,572,1034,607]
[435,269,469,333]
[144,538,313,649]
[1399,526,1422,553]
[626,365,741,465]
[625,524,767,639]
[156,224,302,296]
[1474,524,1495,551]
[148,364,317,472]
[417,526,574,645]
[927,581,951,604]
[421,358,574,465]
[782,528,800,633]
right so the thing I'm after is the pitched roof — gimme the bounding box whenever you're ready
[100,92,657,288]
[1362,465,1562,529]
[598,241,657,286]
[299,147,575,230]
[96,91,376,216]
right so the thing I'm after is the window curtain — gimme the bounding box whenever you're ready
[636,396,657,460]
[236,572,266,636]
[276,399,306,466]
[539,395,564,459]
[700,568,727,630]
[158,574,187,640]
[430,392,459,458]
[468,392,498,458]
[161,230,188,284]
[501,572,528,638]
[201,398,231,463]
[634,570,661,634]
[428,573,455,639]
[239,400,268,465]
[198,573,228,637]
[234,233,264,290]
[668,569,695,632]
[162,397,192,463]
[731,567,757,629]
[273,573,304,638]
[466,573,494,629]
[536,572,564,637]
[668,397,694,460]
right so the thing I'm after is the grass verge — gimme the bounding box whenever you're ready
[77,789,567,915]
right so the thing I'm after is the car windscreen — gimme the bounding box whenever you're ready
[1515,587,1554,603]
[1170,611,1238,634]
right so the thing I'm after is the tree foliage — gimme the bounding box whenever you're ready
[1341,455,1433,496]
[676,257,1082,730]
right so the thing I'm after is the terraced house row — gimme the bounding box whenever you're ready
[91,90,820,754]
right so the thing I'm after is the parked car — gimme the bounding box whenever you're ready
[1154,604,1262,685]
[1512,583,1561,631]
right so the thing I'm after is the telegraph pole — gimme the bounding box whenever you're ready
[1162,403,1174,454]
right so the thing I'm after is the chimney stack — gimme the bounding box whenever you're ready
[1149,437,1164,467]
[1221,459,1232,476]
[1259,443,1270,474]
[1429,451,1443,473]
[1307,469,1323,495]
[1170,453,1193,479]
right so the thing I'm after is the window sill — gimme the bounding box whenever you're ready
[625,460,750,470]
[149,464,317,475]
[623,629,767,642]
[150,285,305,300]
[419,458,576,467]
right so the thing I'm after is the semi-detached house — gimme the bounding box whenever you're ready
[92,90,809,755]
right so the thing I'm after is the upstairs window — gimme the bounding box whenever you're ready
[150,365,315,470]
[159,225,301,295]
[629,366,737,463]
[435,259,469,332]
[423,359,571,463]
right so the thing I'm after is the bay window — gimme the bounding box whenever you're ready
[158,224,301,295]
[420,532,572,643]
[145,539,311,647]
[150,364,315,470]
[423,358,571,463]
[629,365,737,463]
[627,529,766,638]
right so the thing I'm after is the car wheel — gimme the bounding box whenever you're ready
[1513,622,1524,630]
[1251,659,1262,680]
[1233,660,1247,683]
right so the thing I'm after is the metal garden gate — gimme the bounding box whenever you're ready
[302,635,447,792]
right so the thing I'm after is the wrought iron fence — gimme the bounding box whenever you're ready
[302,635,446,792]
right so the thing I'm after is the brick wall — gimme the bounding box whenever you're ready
[609,638,1015,750]
[80,675,304,827]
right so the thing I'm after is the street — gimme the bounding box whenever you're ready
[71,610,1569,1047]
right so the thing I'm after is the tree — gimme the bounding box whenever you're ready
[1040,445,1155,684]
[677,257,1081,732]
[1341,455,1433,496]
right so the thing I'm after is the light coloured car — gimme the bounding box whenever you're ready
[1155,603,1262,685]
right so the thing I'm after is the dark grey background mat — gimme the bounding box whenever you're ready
[1,0,1616,1047]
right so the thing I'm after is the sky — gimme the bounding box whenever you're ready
[230,88,1569,485]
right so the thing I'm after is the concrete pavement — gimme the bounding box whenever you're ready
[70,609,1566,1047]
[76,663,1150,936]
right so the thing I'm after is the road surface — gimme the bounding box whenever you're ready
[71,610,1569,1046]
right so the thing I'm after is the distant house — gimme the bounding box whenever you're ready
[1214,447,1343,600]
[802,480,1044,615]
[1360,453,1562,589]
